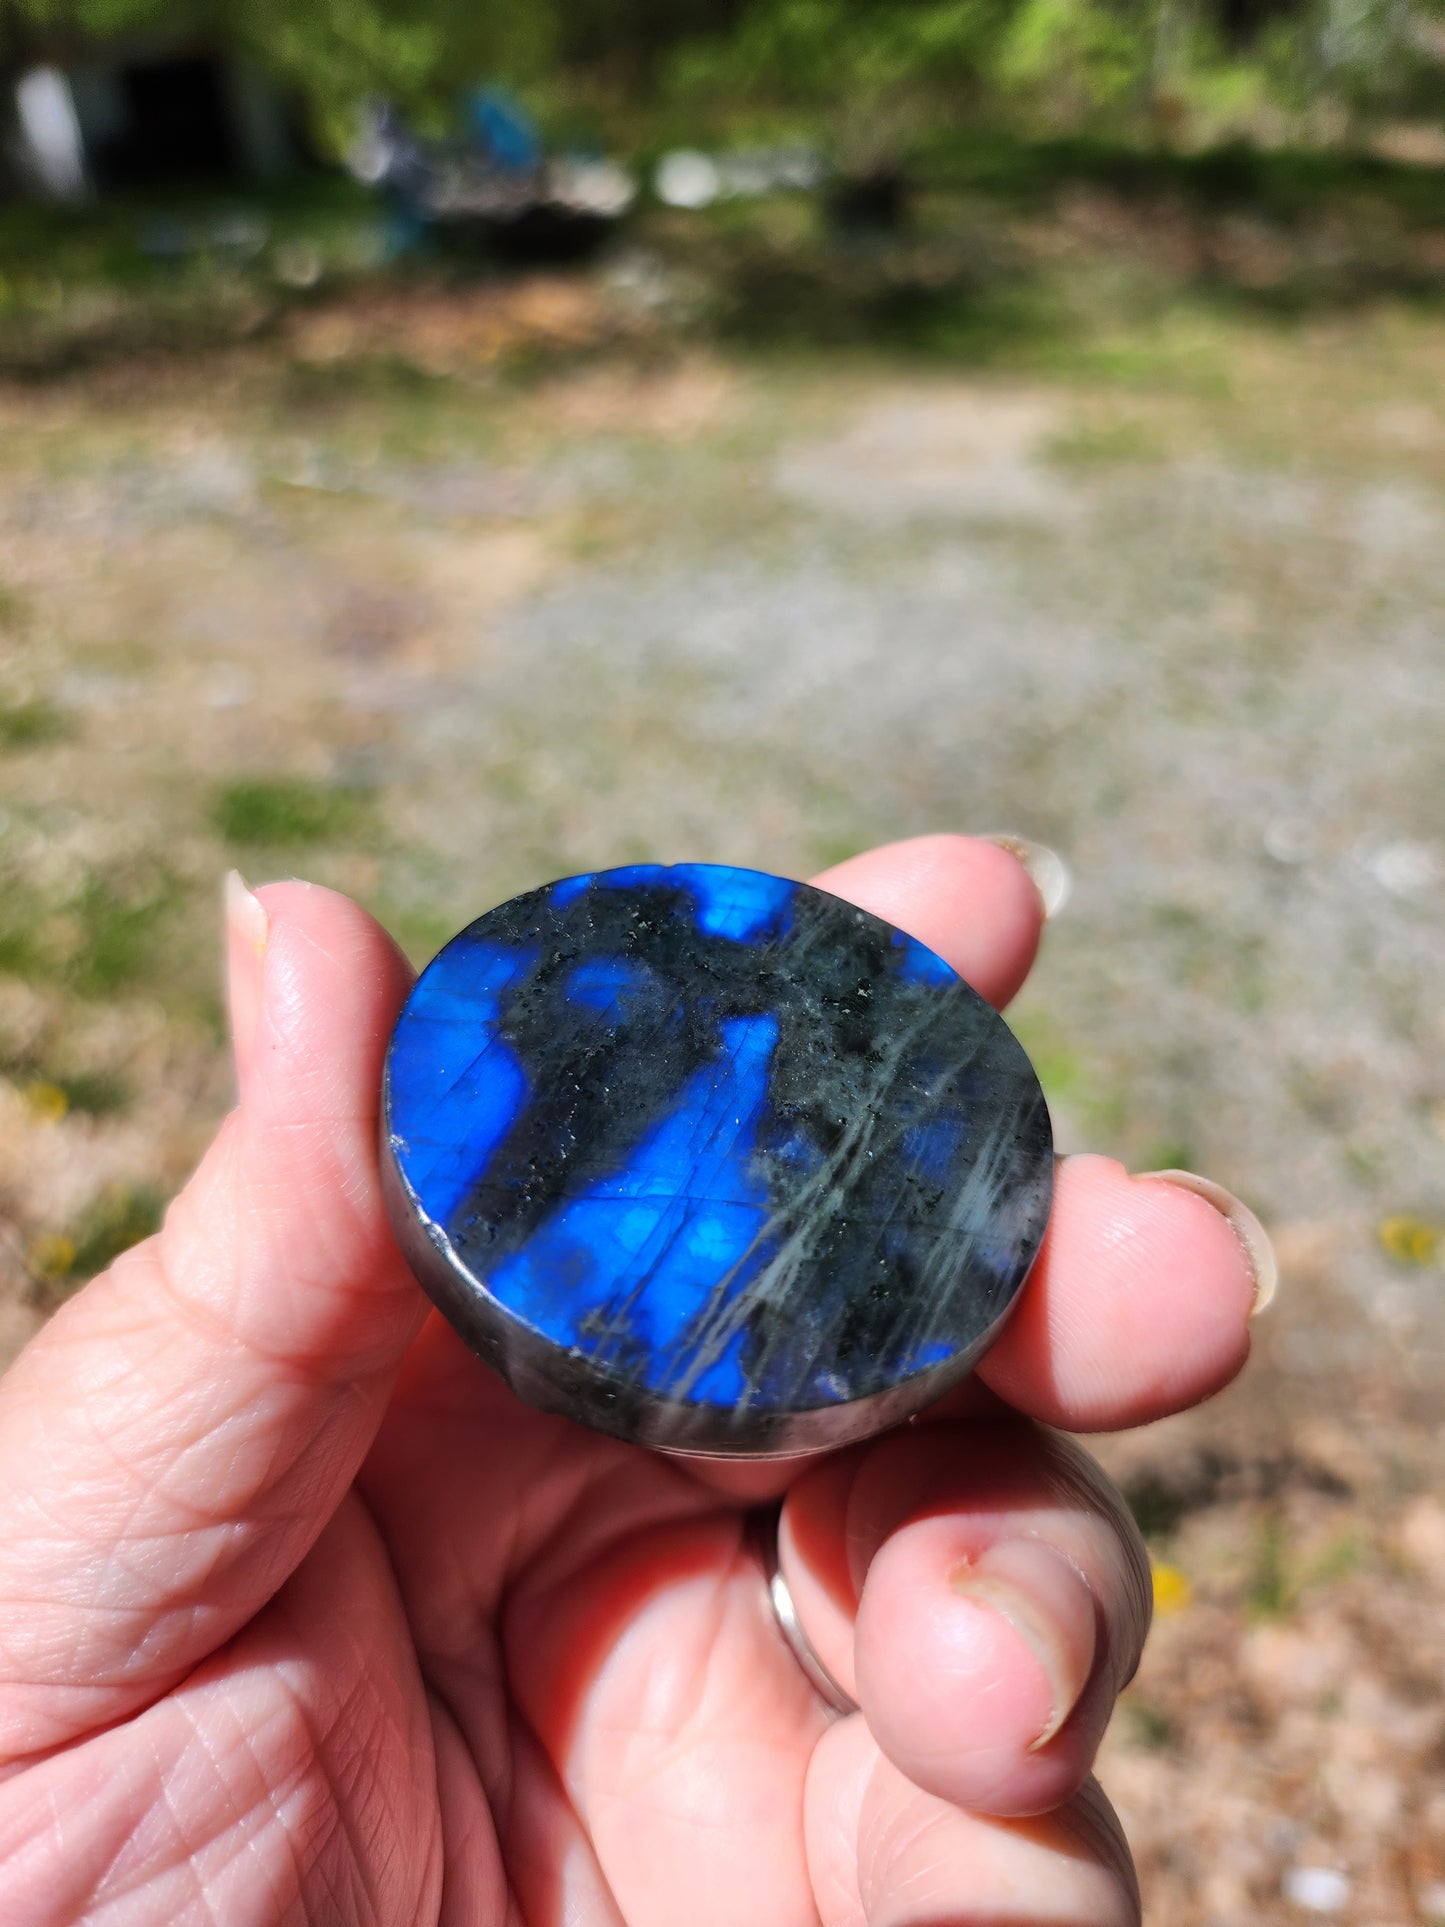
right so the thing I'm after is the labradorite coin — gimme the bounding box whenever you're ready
[382,863,1052,1456]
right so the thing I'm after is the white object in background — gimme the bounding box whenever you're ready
[654,150,720,209]
[1282,1866,1350,1913]
[551,157,636,219]
[15,67,87,200]
[1366,837,1440,900]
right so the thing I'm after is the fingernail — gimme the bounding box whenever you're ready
[979,835,1073,921]
[224,871,269,1072]
[950,1539,1097,1751]
[1136,1169,1278,1316]
[226,870,268,957]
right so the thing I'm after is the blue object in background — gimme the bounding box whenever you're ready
[465,88,542,172]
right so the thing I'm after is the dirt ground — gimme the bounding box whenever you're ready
[0,276,1442,1922]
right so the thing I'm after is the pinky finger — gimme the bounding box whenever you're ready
[806,1716,1139,1927]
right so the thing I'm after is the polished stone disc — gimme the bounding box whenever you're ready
[382,863,1053,1456]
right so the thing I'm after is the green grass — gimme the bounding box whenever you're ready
[0,876,49,980]
[0,870,181,998]
[375,904,465,968]
[1249,1514,1291,1619]
[0,174,374,295]
[0,699,69,749]
[69,1183,164,1280]
[213,777,375,848]
[915,129,1445,229]
[68,879,180,998]
[52,1070,132,1117]
[1046,419,1165,466]
[32,1183,166,1306]
[1246,1517,1367,1620]
[706,240,1065,364]
[1123,1699,1180,1751]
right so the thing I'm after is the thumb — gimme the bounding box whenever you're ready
[0,877,426,1767]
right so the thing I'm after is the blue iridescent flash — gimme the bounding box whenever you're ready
[383,863,1052,1455]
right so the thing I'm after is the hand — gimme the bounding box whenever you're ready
[0,837,1263,1925]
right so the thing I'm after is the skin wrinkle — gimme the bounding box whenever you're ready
[152,1725,215,1927]
[0,857,1255,1926]
[105,1691,314,1912]
[420,1638,515,1835]
[151,1223,399,1391]
[859,1792,949,1911]
[175,1669,379,1922]
[0,1523,431,1922]
[426,1686,501,1858]
[269,1608,420,1920]
[0,1392,325,1696]
[180,1695,298,1927]
[0,1398,400,1748]
[423,1696,495,1927]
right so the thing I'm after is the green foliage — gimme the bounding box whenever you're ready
[667,0,1016,160]
[992,0,1152,124]
[246,0,445,150]
[667,0,1445,155]
[6,0,1445,175]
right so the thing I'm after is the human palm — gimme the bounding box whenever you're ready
[0,840,1264,1925]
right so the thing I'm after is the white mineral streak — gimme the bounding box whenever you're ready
[667,978,1015,1403]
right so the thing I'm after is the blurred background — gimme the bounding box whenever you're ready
[1,2,1442,1920]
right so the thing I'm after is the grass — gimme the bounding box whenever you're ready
[68,879,180,999]
[13,1074,128,1122]
[50,1070,132,1117]
[1247,1515,1369,1619]
[213,777,376,848]
[0,699,69,749]
[375,903,466,969]
[1249,1513,1292,1619]
[915,128,1445,228]
[0,871,180,998]
[1046,419,1165,466]
[1123,1700,1180,1751]
[29,1183,165,1305]
[68,1183,164,1279]
[2,136,1443,391]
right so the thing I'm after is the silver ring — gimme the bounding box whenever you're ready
[750,1505,859,1717]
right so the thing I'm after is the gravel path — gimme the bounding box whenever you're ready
[0,341,1441,1922]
